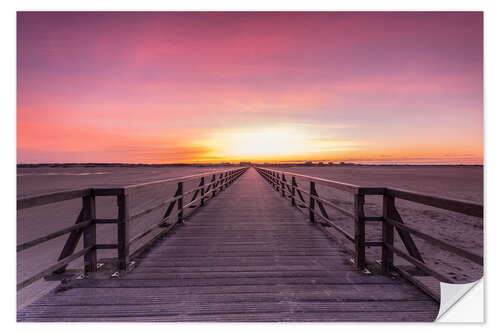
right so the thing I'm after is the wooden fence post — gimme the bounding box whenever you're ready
[177,182,184,223]
[382,194,395,273]
[309,182,316,223]
[291,176,297,207]
[200,177,205,206]
[281,174,286,197]
[82,194,96,273]
[117,192,129,271]
[211,174,216,198]
[354,193,366,270]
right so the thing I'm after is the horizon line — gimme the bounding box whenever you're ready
[16,162,484,167]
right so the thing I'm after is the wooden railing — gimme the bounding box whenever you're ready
[17,167,248,290]
[255,167,483,300]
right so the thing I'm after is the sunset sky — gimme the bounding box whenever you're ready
[17,12,483,164]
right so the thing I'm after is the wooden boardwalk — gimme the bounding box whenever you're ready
[18,168,439,322]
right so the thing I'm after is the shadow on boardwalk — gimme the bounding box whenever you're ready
[18,168,439,322]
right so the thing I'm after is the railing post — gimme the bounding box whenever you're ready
[281,173,286,197]
[218,173,223,191]
[354,193,366,270]
[211,174,216,198]
[291,176,297,207]
[382,193,396,273]
[82,194,96,273]
[117,191,129,271]
[177,182,184,223]
[200,177,205,206]
[309,181,316,223]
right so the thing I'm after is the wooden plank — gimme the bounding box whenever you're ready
[386,243,454,283]
[44,283,428,298]
[91,188,124,196]
[386,187,483,217]
[17,188,91,210]
[385,198,425,263]
[54,208,86,274]
[17,247,92,290]
[19,300,437,319]
[18,311,439,322]
[392,265,440,302]
[309,193,354,217]
[385,217,483,265]
[31,286,432,305]
[17,219,92,252]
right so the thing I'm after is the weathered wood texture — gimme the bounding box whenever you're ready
[18,168,438,322]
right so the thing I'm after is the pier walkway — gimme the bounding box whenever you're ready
[18,168,439,321]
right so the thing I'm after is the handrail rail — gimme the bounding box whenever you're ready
[256,167,482,216]
[17,167,243,209]
[257,167,365,194]
[17,167,249,290]
[254,166,483,301]
[17,188,93,210]
[123,167,245,195]
[386,187,483,218]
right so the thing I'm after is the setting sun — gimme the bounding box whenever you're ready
[191,126,359,162]
[205,126,310,159]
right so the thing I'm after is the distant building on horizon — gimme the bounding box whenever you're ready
[304,161,313,166]
[239,161,252,166]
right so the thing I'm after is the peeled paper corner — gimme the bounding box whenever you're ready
[436,278,484,322]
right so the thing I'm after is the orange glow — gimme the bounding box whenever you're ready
[192,126,358,162]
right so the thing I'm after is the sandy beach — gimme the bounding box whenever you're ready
[17,165,483,309]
